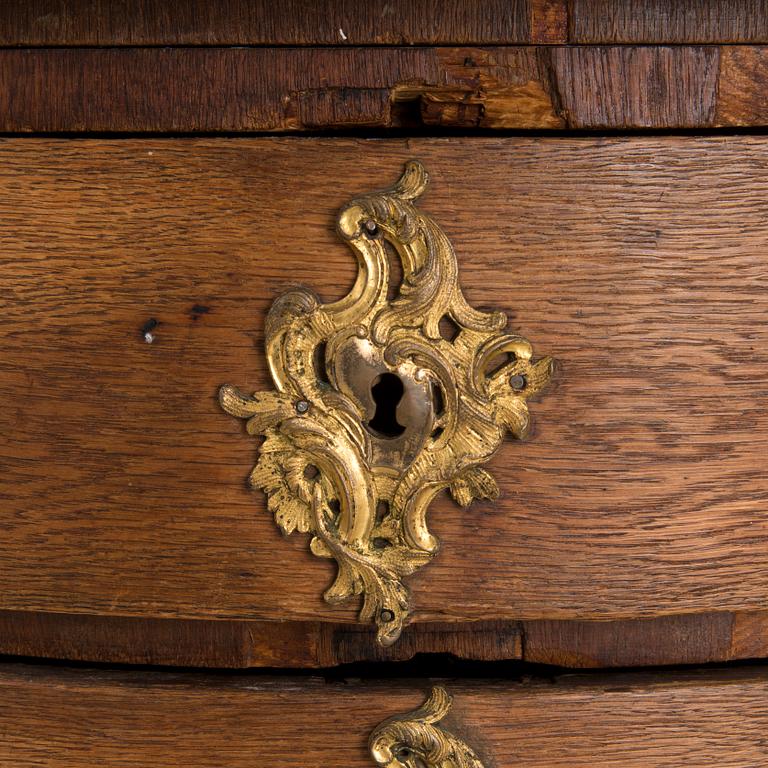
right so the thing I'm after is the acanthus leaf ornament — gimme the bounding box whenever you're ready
[369,686,486,768]
[220,161,553,646]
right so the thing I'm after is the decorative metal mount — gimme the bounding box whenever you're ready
[220,161,553,645]
[369,686,486,768]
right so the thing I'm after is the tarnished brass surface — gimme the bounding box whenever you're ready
[369,687,485,768]
[220,161,553,645]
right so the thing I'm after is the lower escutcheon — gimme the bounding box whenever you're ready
[369,687,486,768]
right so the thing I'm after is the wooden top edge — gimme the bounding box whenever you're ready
[0,0,564,46]
[0,46,766,132]
[2,1,768,46]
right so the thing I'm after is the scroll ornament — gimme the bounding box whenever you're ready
[220,161,553,645]
[369,686,486,768]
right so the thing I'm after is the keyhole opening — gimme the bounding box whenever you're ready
[368,372,406,439]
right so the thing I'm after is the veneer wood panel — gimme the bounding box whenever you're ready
[571,0,768,43]
[4,46,768,132]
[2,137,768,664]
[0,0,566,46]
[3,665,768,767]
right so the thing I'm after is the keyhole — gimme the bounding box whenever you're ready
[368,373,406,438]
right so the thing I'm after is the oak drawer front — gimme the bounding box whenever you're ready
[2,137,768,665]
[3,664,768,767]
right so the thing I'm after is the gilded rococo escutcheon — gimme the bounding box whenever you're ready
[369,687,485,768]
[220,161,553,646]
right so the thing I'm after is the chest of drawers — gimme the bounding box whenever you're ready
[3,2,768,765]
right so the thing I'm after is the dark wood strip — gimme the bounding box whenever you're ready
[5,610,768,668]
[3,664,768,766]
[551,45,719,128]
[6,1,768,47]
[570,0,768,43]
[0,0,566,46]
[523,613,736,668]
[4,45,768,132]
[0,611,523,667]
[0,611,320,668]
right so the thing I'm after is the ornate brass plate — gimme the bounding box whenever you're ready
[220,161,553,645]
[370,687,485,768]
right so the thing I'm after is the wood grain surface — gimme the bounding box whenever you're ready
[4,45,768,132]
[3,137,768,664]
[0,610,526,667]
[0,0,567,46]
[571,0,768,43]
[3,664,768,766]
[3,0,767,46]
[5,608,768,669]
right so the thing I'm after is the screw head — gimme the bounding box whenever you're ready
[363,219,379,237]
[509,374,526,391]
[380,608,395,623]
[295,400,310,414]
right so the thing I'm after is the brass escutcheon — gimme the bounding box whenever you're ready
[369,687,485,768]
[220,161,553,645]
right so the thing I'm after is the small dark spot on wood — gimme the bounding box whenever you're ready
[464,57,476,67]
[140,318,158,342]
[191,304,211,320]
